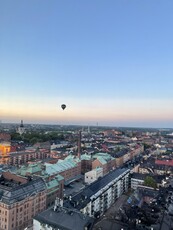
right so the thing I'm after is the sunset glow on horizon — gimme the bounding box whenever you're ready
[1,1,173,128]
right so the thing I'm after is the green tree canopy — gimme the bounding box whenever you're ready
[11,131,64,145]
[143,176,157,189]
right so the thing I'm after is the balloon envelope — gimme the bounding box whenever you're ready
[61,104,66,110]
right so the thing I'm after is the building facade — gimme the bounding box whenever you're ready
[65,168,130,218]
[33,205,94,230]
[45,155,81,185]
[85,167,103,184]
[0,172,47,230]
[81,152,116,175]
[92,153,116,176]
[17,163,64,208]
[9,148,50,166]
[0,142,11,164]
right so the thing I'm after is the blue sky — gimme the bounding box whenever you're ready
[1,1,173,127]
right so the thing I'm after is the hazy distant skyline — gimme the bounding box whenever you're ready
[1,1,173,128]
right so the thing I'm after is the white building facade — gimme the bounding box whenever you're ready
[79,169,130,217]
[131,177,144,190]
[85,167,103,184]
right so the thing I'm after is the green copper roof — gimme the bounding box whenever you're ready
[64,154,81,163]
[17,163,42,176]
[46,179,59,190]
[45,158,77,175]
[93,152,114,160]
[81,153,91,160]
[95,156,107,165]
[55,174,64,181]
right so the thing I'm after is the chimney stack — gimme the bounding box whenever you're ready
[78,130,81,159]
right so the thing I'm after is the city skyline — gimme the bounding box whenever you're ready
[1,1,173,128]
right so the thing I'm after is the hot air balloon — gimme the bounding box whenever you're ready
[61,104,66,110]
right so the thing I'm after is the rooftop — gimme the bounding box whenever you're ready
[65,168,130,210]
[156,159,173,167]
[18,163,42,176]
[34,207,94,230]
[93,152,114,161]
[81,153,92,161]
[45,158,78,175]
[131,173,165,183]
[113,148,129,158]
[0,176,46,204]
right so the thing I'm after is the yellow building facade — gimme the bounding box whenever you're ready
[0,142,11,164]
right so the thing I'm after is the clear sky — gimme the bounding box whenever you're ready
[1,0,173,128]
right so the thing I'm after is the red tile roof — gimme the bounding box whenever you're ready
[155,159,173,167]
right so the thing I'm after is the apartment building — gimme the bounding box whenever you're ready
[65,168,130,218]
[33,205,94,230]
[17,163,64,207]
[114,149,128,167]
[9,148,50,166]
[0,142,11,164]
[114,144,144,168]
[130,144,144,158]
[0,172,46,230]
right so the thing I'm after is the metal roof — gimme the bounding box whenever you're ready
[0,178,46,205]
[34,207,94,230]
[65,168,130,210]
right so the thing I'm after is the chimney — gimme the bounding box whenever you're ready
[78,130,81,159]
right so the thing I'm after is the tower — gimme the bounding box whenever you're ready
[17,120,25,135]
[20,120,24,128]
[88,125,90,133]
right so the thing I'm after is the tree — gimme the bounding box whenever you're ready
[143,176,157,189]
[10,130,65,145]
[11,132,22,141]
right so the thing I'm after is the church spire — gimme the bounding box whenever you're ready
[20,120,24,127]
